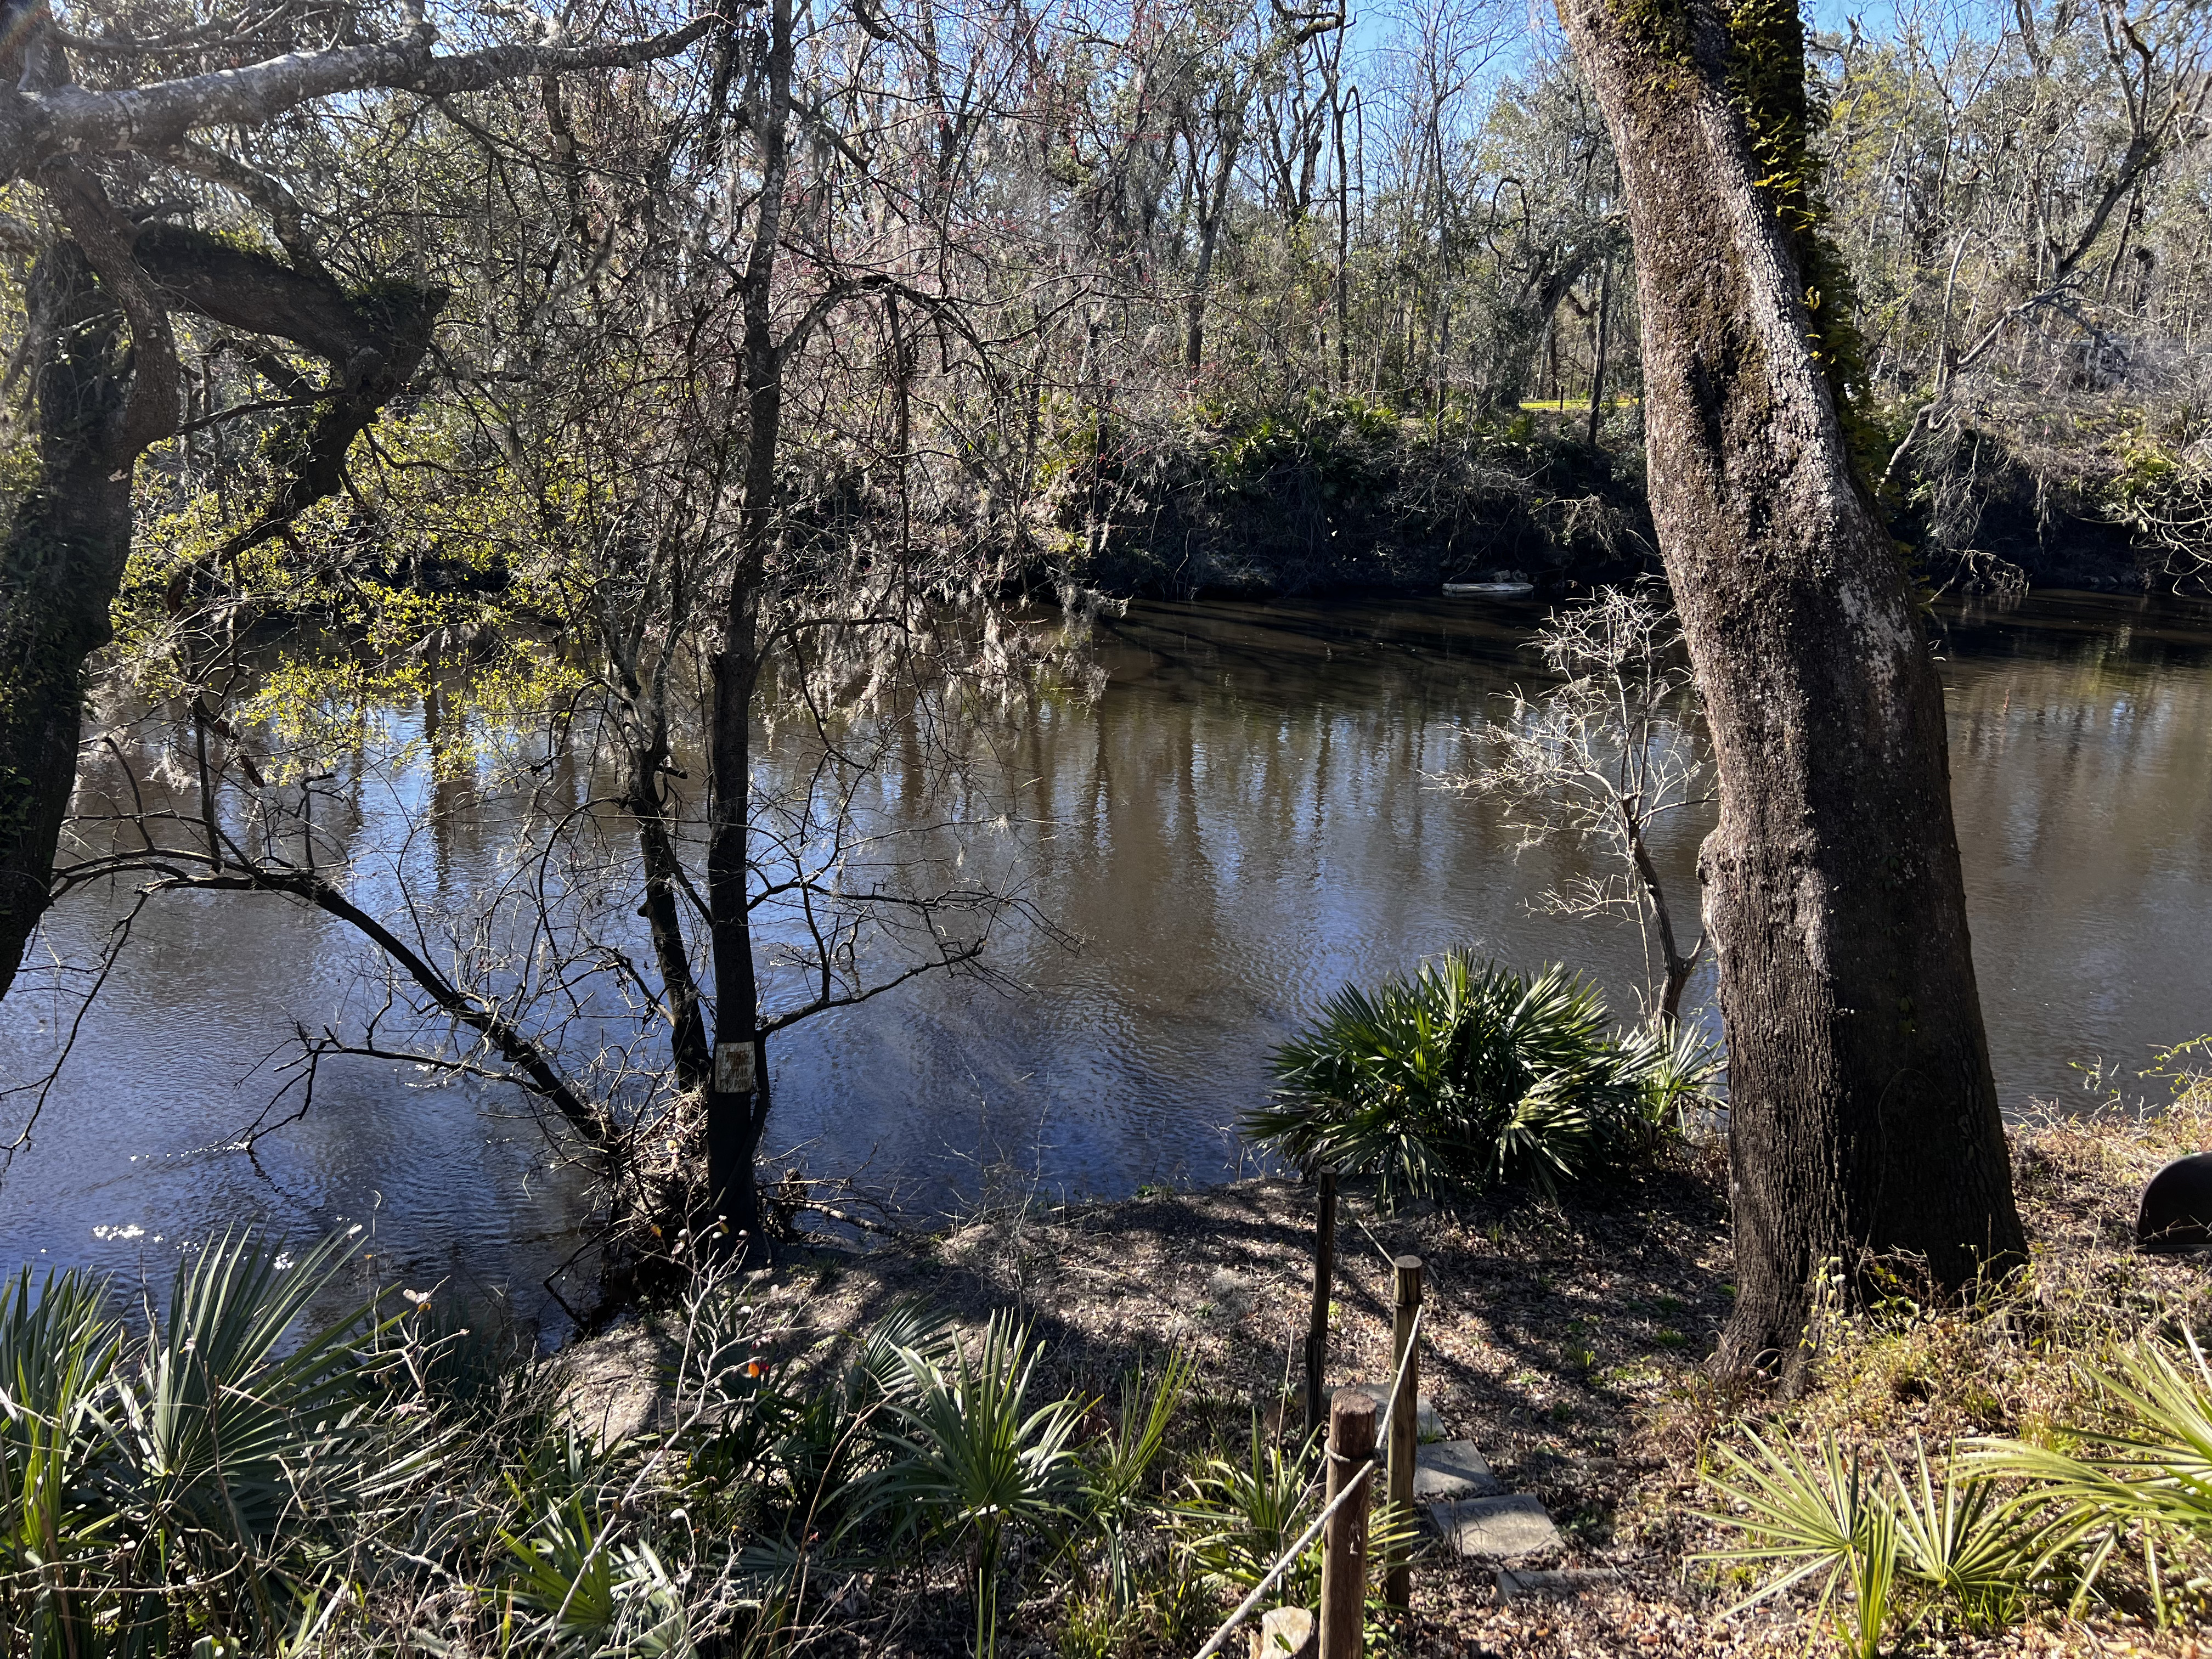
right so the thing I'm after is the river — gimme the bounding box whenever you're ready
[3,589,2208,1336]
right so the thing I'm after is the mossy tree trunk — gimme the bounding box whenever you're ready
[1555,0,2025,1380]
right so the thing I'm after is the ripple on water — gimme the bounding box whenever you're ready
[3,590,2209,1331]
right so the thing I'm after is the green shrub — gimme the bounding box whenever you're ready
[1697,1429,1904,1659]
[1081,1347,1195,1609]
[1701,1369,2212,1652]
[1247,952,1718,1198]
[1171,1417,1322,1609]
[0,1231,416,1656]
[864,1312,1089,1659]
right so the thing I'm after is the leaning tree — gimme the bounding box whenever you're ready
[1553,0,2028,1379]
[0,0,713,1001]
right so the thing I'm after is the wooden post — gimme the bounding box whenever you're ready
[1385,1255,1423,1613]
[1304,1169,1338,1440]
[1318,1388,1374,1659]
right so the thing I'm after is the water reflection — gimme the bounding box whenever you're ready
[2,589,2207,1333]
[1940,594,2212,1101]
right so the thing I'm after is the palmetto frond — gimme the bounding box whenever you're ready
[1971,1331,2212,1608]
[862,1312,1087,1659]
[1250,952,1694,1195]
[120,1229,408,1553]
[1695,1428,1898,1659]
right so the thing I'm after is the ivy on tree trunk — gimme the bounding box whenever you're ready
[1555,0,2027,1381]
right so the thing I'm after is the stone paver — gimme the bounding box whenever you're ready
[1411,1438,1505,1502]
[1428,1492,1565,1561]
[1249,1605,1314,1659]
[1331,1382,1445,1441]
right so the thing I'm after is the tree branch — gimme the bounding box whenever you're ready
[159,139,329,279]
[136,862,613,1146]
[2,16,720,180]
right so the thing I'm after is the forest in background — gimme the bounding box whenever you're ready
[50,0,2212,625]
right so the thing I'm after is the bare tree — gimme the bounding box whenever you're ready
[1821,0,2212,550]
[1441,584,1712,1025]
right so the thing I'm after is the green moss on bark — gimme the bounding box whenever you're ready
[1721,0,1884,480]
[1598,0,1881,479]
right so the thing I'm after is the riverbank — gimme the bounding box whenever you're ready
[1069,403,2163,603]
[562,1084,2212,1657]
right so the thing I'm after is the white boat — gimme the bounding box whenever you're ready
[1442,579,1535,597]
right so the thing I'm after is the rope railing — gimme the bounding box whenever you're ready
[1187,1302,1425,1659]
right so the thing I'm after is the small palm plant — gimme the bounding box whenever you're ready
[1972,1330,2212,1616]
[1082,1347,1195,1607]
[1171,1416,1323,1608]
[1170,1417,1420,1627]
[1887,1439,2032,1628]
[0,1231,419,1651]
[1697,1429,1901,1659]
[1701,1430,2039,1655]
[1614,1012,1727,1135]
[867,1312,1087,1659]
[0,1265,123,1658]
[498,1432,692,1658]
[122,1231,419,1644]
[1250,953,1713,1197]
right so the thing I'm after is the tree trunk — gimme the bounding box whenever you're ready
[703,0,795,1259]
[1585,253,1613,448]
[1333,92,1352,391]
[1626,815,1696,1028]
[0,246,145,997]
[1,171,183,993]
[704,599,768,1252]
[628,754,712,1094]
[1556,0,2024,1381]
[1184,122,1243,374]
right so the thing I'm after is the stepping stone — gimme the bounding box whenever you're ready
[1493,1567,1621,1604]
[1331,1383,1444,1441]
[1429,1493,1564,1561]
[1412,1439,1506,1502]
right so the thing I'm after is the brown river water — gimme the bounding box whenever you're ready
[2,589,2208,1335]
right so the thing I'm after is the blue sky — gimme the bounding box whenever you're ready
[1808,0,1901,38]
